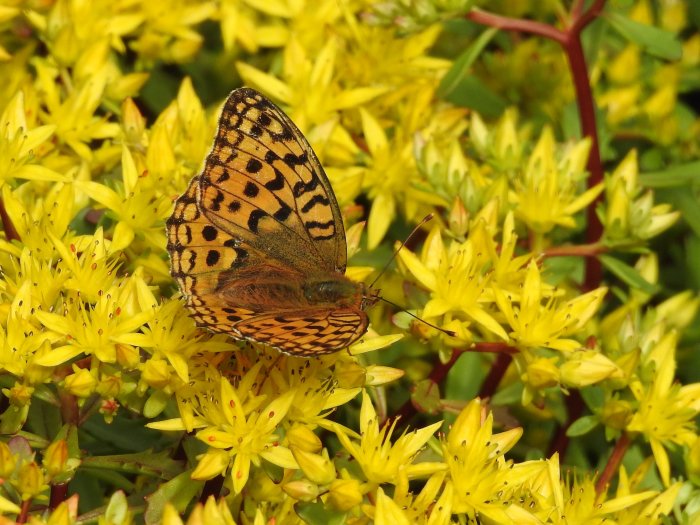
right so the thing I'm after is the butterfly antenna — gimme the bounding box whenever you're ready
[368,213,434,290]
[378,296,457,337]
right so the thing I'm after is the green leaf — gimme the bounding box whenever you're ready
[443,75,507,117]
[579,385,605,409]
[606,12,682,60]
[438,27,498,98]
[81,451,183,479]
[491,381,523,406]
[639,161,700,188]
[566,415,600,437]
[296,501,347,525]
[144,470,203,524]
[687,235,700,289]
[104,491,130,524]
[676,190,700,238]
[411,379,442,415]
[599,255,659,295]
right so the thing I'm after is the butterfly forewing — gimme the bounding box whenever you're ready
[166,87,371,356]
[167,175,258,334]
[200,88,347,273]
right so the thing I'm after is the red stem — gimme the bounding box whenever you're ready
[547,390,585,457]
[478,352,513,399]
[596,432,631,495]
[49,483,69,510]
[0,198,20,242]
[17,499,31,523]
[467,8,566,43]
[541,242,606,258]
[564,0,607,291]
[392,343,517,424]
[467,1,607,292]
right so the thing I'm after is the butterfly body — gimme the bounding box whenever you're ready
[167,88,373,356]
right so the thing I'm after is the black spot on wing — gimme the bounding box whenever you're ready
[264,169,285,191]
[202,225,218,241]
[301,194,330,213]
[247,209,267,233]
[244,182,259,198]
[246,158,263,174]
[206,250,220,266]
[292,177,319,198]
[273,202,292,222]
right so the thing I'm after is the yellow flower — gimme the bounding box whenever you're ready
[603,150,679,243]
[333,390,444,486]
[35,278,152,366]
[627,330,700,485]
[560,350,623,387]
[494,261,607,351]
[373,487,410,525]
[610,460,682,524]
[444,398,529,521]
[77,146,174,252]
[238,35,387,133]
[327,476,363,511]
[151,367,298,494]
[392,471,453,525]
[399,225,507,340]
[218,0,288,53]
[34,60,120,159]
[1,182,76,260]
[63,366,98,398]
[129,1,216,63]
[549,472,652,524]
[512,126,602,241]
[15,461,46,501]
[0,90,62,187]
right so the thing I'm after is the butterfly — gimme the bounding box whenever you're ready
[166,87,377,356]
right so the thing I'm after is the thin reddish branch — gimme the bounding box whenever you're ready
[0,198,20,242]
[466,8,566,43]
[467,1,608,291]
[563,0,607,291]
[49,483,69,510]
[479,352,512,399]
[471,341,518,354]
[17,499,31,523]
[541,242,606,258]
[570,0,606,34]
[571,0,586,20]
[596,432,632,495]
[392,343,517,424]
[547,390,585,457]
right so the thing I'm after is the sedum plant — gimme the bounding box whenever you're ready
[0,0,698,523]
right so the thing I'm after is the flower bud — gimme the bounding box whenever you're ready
[600,399,633,430]
[282,479,319,501]
[43,440,68,479]
[287,425,322,453]
[64,367,97,398]
[16,461,44,501]
[292,448,336,485]
[328,478,363,511]
[523,357,560,389]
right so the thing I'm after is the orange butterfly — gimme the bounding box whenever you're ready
[166,88,377,356]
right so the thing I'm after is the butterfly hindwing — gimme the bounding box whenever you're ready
[233,308,369,356]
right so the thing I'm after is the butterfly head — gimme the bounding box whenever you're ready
[360,283,380,311]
